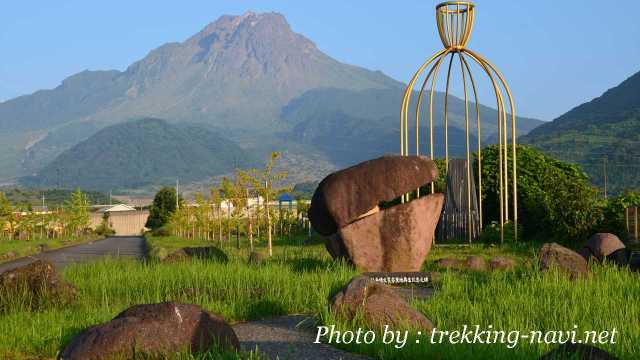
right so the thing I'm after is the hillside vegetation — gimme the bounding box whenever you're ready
[21,118,255,191]
[524,71,640,193]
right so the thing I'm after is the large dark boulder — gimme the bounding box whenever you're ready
[309,155,438,235]
[331,276,433,331]
[336,193,443,272]
[0,260,76,310]
[162,247,228,263]
[60,302,239,359]
[539,243,589,279]
[578,233,626,262]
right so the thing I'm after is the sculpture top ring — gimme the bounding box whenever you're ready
[436,1,475,50]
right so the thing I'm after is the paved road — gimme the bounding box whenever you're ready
[0,236,146,273]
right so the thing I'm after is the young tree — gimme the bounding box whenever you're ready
[221,176,248,249]
[65,188,90,237]
[239,152,291,257]
[0,192,13,240]
[209,186,223,244]
[146,187,178,230]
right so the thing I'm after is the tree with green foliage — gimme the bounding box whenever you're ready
[239,152,291,256]
[146,187,177,230]
[209,186,223,243]
[95,212,115,236]
[220,175,249,249]
[596,191,640,239]
[480,145,601,244]
[65,189,90,237]
[0,193,12,237]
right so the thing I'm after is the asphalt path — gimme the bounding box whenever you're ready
[0,236,146,273]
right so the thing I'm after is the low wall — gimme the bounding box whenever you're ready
[90,210,149,236]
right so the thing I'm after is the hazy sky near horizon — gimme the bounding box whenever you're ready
[1,1,638,121]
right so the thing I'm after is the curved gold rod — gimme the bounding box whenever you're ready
[421,52,451,195]
[427,51,452,193]
[400,48,448,202]
[400,48,448,157]
[458,52,472,243]
[459,53,483,230]
[413,50,452,196]
[464,48,518,241]
[414,51,452,157]
[443,53,455,167]
[461,49,508,243]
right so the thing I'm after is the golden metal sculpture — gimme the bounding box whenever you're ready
[400,1,517,243]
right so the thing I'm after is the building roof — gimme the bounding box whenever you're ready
[98,204,137,213]
[278,193,294,202]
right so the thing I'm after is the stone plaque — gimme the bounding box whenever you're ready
[362,272,433,286]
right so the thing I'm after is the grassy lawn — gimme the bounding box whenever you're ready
[0,235,101,262]
[0,234,637,359]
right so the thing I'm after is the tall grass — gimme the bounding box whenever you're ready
[322,265,640,359]
[0,242,355,359]
[0,237,637,359]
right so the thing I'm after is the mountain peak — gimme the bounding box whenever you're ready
[189,11,291,44]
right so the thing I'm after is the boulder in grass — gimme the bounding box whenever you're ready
[337,193,444,272]
[463,256,488,271]
[60,302,239,360]
[248,251,267,265]
[162,247,228,263]
[489,256,516,271]
[309,155,438,236]
[331,276,433,331]
[434,258,463,270]
[539,243,589,279]
[0,260,76,310]
[539,343,618,360]
[578,233,626,262]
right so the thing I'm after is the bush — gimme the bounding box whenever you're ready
[94,224,115,236]
[480,145,601,244]
[594,192,640,239]
[152,226,171,237]
[478,221,519,244]
[148,246,169,262]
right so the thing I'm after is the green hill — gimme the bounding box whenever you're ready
[523,70,640,193]
[21,118,255,191]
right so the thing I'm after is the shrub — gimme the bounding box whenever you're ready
[152,226,171,237]
[479,145,601,244]
[478,221,519,244]
[594,192,640,239]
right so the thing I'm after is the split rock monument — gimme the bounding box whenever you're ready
[309,155,443,272]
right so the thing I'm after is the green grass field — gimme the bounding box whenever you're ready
[0,235,637,359]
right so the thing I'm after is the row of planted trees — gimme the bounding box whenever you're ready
[0,189,91,241]
[153,153,311,256]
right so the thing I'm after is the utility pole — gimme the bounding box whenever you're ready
[176,179,179,209]
[603,156,608,200]
[41,193,45,239]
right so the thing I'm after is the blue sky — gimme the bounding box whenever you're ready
[0,0,638,120]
